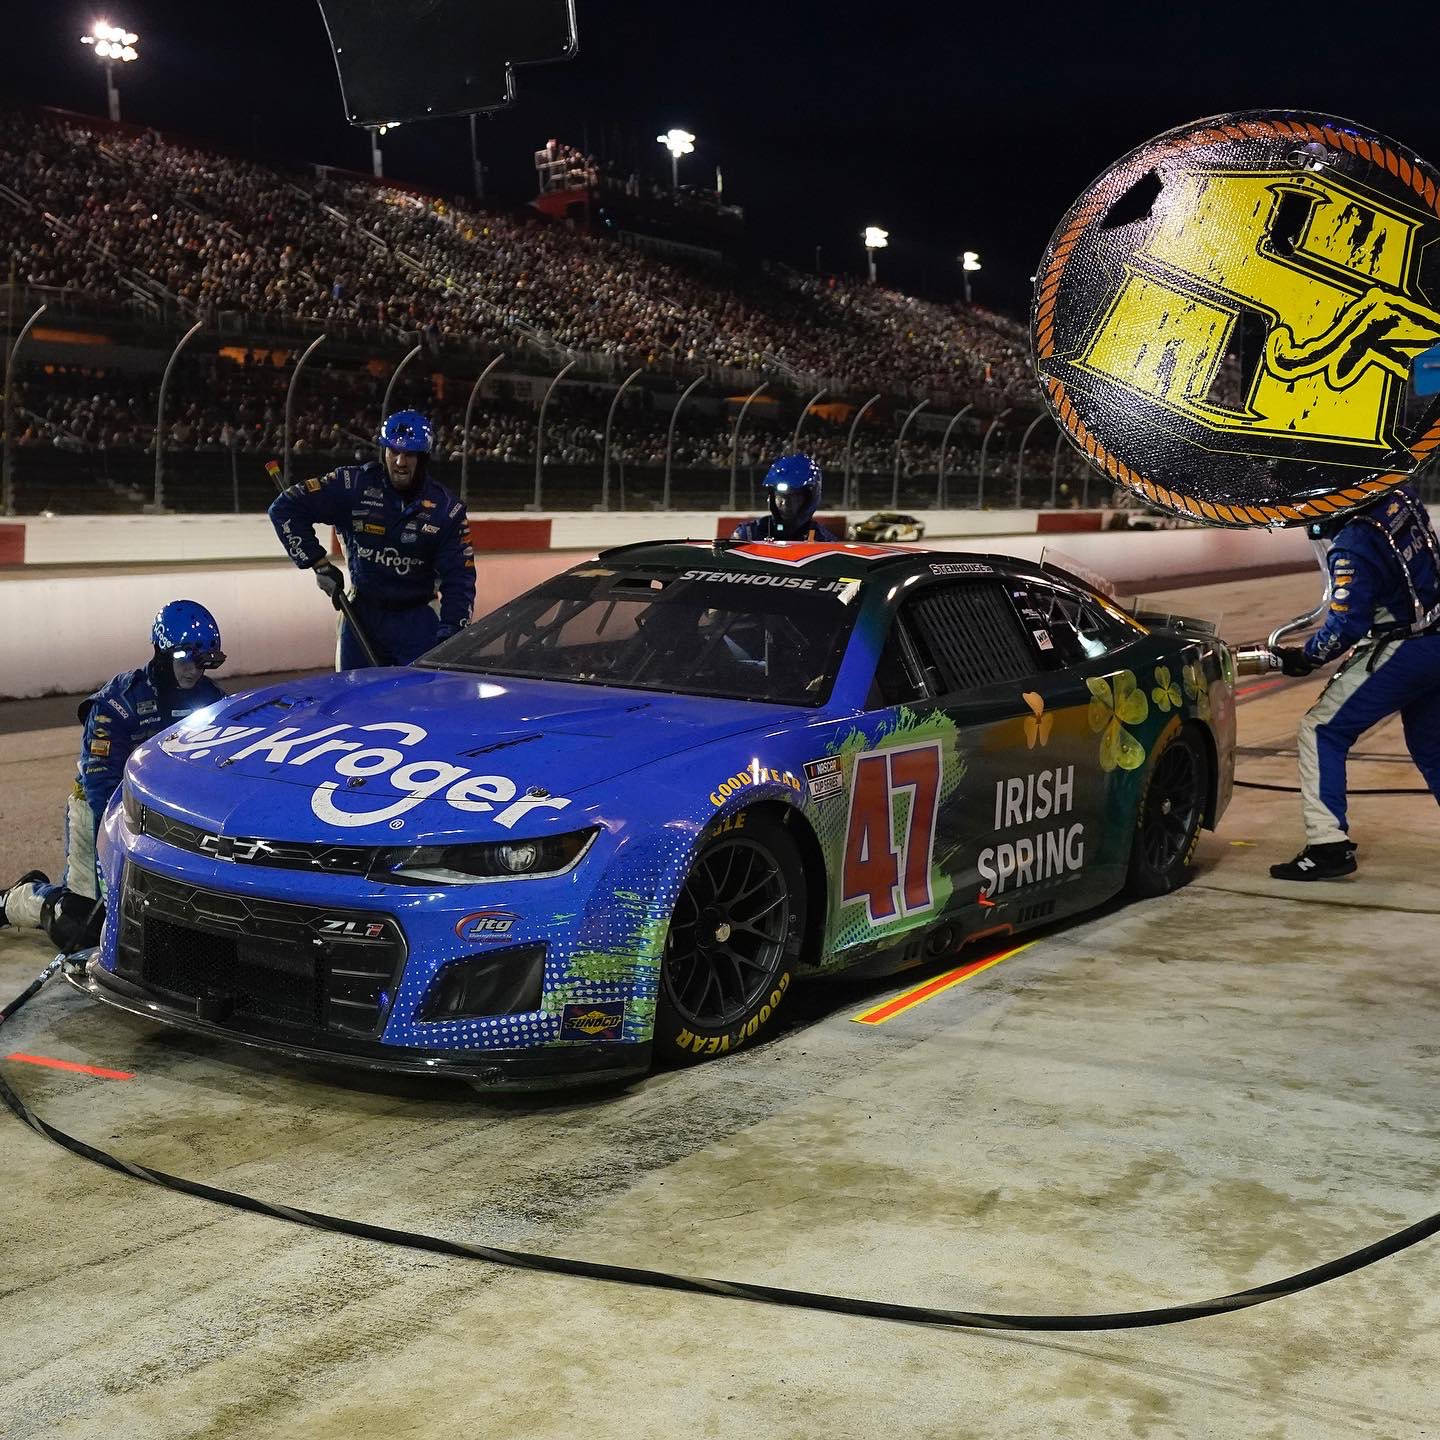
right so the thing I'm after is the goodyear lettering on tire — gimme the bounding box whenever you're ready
[671,972,791,1056]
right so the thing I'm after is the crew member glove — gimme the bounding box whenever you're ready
[1275,647,1316,678]
[311,560,345,610]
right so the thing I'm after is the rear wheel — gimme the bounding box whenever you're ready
[1126,725,1210,897]
[654,813,805,1063]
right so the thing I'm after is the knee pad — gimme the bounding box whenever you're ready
[41,890,106,953]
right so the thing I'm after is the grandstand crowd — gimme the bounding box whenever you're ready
[0,107,1038,429]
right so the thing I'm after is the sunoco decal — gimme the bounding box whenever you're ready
[559,1001,627,1041]
[159,719,571,831]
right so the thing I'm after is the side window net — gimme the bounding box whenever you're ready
[904,581,1036,693]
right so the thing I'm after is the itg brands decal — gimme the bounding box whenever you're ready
[455,909,519,942]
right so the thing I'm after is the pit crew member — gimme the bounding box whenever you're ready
[733,454,839,542]
[269,409,476,669]
[1270,483,1440,880]
[0,601,226,950]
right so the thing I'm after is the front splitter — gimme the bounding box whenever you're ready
[65,957,652,1091]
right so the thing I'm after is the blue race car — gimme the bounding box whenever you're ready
[74,540,1236,1087]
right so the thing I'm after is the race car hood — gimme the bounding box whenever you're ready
[125,667,797,843]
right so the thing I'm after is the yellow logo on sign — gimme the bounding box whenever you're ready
[1075,168,1440,460]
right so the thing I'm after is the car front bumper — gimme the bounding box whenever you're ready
[67,956,652,1090]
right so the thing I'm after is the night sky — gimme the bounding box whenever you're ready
[3,0,1434,315]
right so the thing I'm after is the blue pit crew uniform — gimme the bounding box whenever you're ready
[269,464,477,669]
[1288,485,1440,859]
[1,659,224,939]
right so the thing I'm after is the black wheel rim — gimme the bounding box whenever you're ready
[664,838,790,1029]
[1141,740,1203,874]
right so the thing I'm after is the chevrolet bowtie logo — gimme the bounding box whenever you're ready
[198,833,271,862]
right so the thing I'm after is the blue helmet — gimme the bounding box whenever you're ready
[763,453,823,534]
[152,600,225,668]
[377,410,433,454]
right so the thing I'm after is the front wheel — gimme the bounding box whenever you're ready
[1126,724,1211,897]
[654,813,806,1064]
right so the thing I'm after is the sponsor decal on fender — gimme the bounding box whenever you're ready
[803,756,844,802]
[977,764,1085,900]
[559,1001,626,1041]
[709,764,802,806]
[454,908,519,941]
[929,561,993,576]
[158,719,571,831]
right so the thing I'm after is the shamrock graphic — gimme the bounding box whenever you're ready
[1022,691,1052,749]
[1182,660,1211,720]
[1151,665,1182,713]
[1087,670,1149,772]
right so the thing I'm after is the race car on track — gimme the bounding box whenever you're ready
[849,512,926,542]
[74,540,1236,1087]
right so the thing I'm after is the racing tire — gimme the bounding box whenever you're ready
[654,812,806,1064]
[1126,724,1211,898]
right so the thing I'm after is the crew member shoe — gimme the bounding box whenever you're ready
[0,871,51,928]
[1269,843,1357,882]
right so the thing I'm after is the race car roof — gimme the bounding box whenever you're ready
[594,538,1076,589]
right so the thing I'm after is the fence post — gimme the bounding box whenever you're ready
[662,374,706,511]
[230,434,239,512]
[1014,413,1047,506]
[844,393,881,510]
[1050,433,1066,507]
[976,409,1011,509]
[153,318,205,512]
[382,341,424,420]
[2,302,46,518]
[791,387,827,451]
[461,351,505,506]
[728,381,769,512]
[935,403,972,509]
[892,399,928,508]
[531,358,577,510]
[601,366,644,511]
[283,333,327,488]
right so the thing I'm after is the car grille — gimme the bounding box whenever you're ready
[116,865,406,1037]
[141,808,375,875]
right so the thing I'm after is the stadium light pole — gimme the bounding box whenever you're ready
[369,122,399,179]
[461,352,506,506]
[976,408,1011,509]
[791,388,826,451]
[601,367,644,511]
[283,334,328,488]
[532,359,577,511]
[960,250,982,305]
[936,404,972,509]
[844,394,882,510]
[80,21,139,123]
[863,227,888,285]
[728,381,769,512]
[1049,432,1067,507]
[662,374,706,511]
[3,303,47,518]
[153,319,204,512]
[657,129,696,189]
[892,399,928,508]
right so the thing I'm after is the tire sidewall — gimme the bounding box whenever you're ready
[654,811,805,1064]
[1127,724,1210,897]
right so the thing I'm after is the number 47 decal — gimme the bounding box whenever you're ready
[841,741,942,924]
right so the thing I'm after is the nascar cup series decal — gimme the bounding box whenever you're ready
[1033,110,1440,526]
[159,720,570,829]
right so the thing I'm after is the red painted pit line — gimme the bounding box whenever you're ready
[6,1052,135,1081]
[1236,678,1287,700]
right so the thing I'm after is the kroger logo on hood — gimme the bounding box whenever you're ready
[158,720,571,831]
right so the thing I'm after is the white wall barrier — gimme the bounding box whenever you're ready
[0,524,1314,701]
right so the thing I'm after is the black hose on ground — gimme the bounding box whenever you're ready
[2,963,1438,1333]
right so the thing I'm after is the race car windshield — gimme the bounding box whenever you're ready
[421,565,862,705]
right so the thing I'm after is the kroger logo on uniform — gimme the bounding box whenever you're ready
[158,719,571,830]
